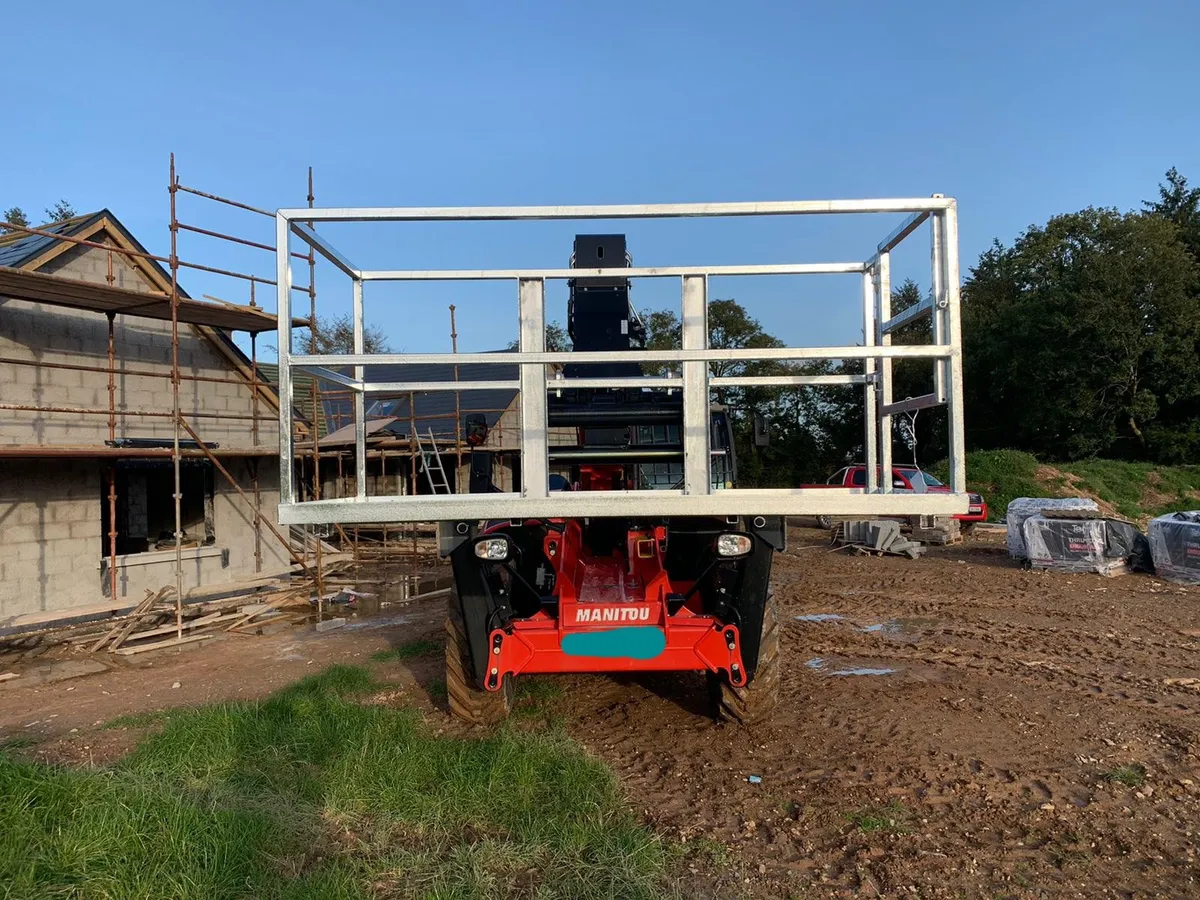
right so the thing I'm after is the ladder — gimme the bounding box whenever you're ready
[417,427,453,494]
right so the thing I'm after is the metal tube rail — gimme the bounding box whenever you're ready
[0,354,273,389]
[882,298,935,335]
[280,197,955,222]
[289,345,954,368]
[278,489,966,525]
[177,221,310,262]
[357,262,865,281]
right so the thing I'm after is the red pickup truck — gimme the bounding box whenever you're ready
[812,465,988,528]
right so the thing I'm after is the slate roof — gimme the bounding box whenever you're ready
[0,213,106,269]
[258,357,519,444]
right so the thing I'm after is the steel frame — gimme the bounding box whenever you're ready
[274,197,967,524]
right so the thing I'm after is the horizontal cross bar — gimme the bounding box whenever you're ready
[278,488,969,524]
[549,377,683,389]
[880,393,944,416]
[291,345,954,368]
[278,198,956,223]
[882,298,936,334]
[710,374,867,387]
[358,262,865,281]
[361,380,519,393]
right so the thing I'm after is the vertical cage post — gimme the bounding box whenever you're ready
[275,214,295,506]
[861,270,878,493]
[930,202,948,403]
[942,205,966,494]
[353,278,367,500]
[874,253,893,493]
[518,278,548,499]
[681,274,710,496]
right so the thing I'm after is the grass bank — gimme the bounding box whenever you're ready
[0,665,672,899]
[932,450,1200,522]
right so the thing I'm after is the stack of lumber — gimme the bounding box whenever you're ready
[78,584,310,656]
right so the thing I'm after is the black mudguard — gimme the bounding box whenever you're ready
[449,540,504,689]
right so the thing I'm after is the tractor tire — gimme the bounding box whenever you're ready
[445,590,513,726]
[709,592,781,725]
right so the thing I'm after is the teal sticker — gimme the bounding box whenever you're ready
[561,626,666,660]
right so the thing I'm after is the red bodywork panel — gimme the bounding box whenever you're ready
[480,520,746,691]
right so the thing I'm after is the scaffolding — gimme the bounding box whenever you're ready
[0,155,483,638]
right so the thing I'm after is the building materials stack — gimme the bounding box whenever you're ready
[1147,512,1200,584]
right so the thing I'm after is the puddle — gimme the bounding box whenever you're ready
[795,613,844,623]
[856,617,941,643]
[805,656,897,677]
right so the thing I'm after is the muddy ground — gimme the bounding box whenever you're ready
[3,527,1200,898]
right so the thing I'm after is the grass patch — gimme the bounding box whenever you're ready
[370,637,441,663]
[426,677,448,702]
[931,450,1200,522]
[1068,460,1200,520]
[846,801,911,834]
[0,736,37,754]
[932,449,1044,521]
[103,709,177,730]
[0,664,672,899]
[516,677,565,702]
[1103,763,1148,788]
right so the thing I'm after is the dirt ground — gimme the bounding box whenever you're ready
[4,527,1200,898]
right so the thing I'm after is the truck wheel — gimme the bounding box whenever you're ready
[446,590,513,726]
[709,592,780,725]
[817,515,833,530]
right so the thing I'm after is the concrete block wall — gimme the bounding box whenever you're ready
[0,458,290,622]
[0,240,276,450]
[0,459,105,619]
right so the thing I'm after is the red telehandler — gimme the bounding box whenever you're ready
[444,235,784,724]
[272,196,970,729]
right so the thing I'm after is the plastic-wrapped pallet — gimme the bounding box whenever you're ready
[1147,512,1200,584]
[1022,514,1150,576]
[1006,497,1099,558]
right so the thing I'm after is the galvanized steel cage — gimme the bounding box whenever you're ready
[273,198,967,525]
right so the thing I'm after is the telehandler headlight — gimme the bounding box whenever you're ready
[474,536,515,562]
[715,532,753,558]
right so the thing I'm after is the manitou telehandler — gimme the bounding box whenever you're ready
[273,197,971,728]
[445,234,785,725]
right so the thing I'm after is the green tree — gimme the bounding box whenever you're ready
[962,207,1200,461]
[2,206,29,233]
[307,313,391,354]
[505,321,570,351]
[44,200,76,223]
[638,299,839,485]
[1145,167,1200,260]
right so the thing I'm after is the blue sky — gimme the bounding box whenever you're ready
[4,0,1198,359]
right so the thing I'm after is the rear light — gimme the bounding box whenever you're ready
[715,533,753,558]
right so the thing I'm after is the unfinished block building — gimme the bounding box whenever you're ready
[0,210,292,629]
